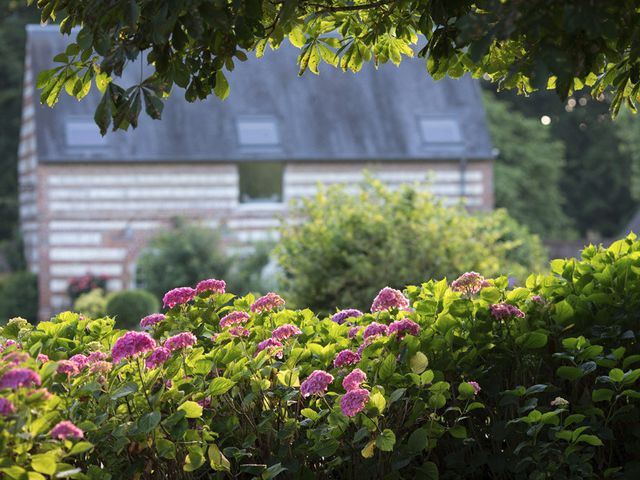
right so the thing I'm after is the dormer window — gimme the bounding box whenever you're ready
[419,117,463,145]
[236,116,280,147]
[65,117,108,147]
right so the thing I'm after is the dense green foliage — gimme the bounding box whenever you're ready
[1,235,640,478]
[105,290,160,330]
[276,180,546,313]
[33,0,640,133]
[0,271,38,323]
[483,94,574,238]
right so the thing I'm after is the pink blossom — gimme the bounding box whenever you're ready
[3,352,30,365]
[219,311,250,328]
[468,381,481,395]
[371,287,410,312]
[250,292,285,313]
[140,313,166,329]
[164,332,197,351]
[37,353,49,363]
[87,351,107,363]
[111,331,157,363]
[162,287,197,308]
[333,350,361,368]
[50,421,84,440]
[89,361,112,375]
[331,309,363,325]
[531,295,545,304]
[272,324,302,340]
[0,368,41,389]
[342,368,367,391]
[363,322,389,340]
[340,388,370,417]
[300,370,334,398]
[348,327,361,339]
[388,318,420,339]
[228,326,250,337]
[146,347,171,369]
[196,278,226,294]
[57,360,80,377]
[451,272,490,295]
[197,397,212,409]
[4,339,20,349]
[70,354,89,369]
[489,303,525,320]
[0,398,16,416]
[255,338,284,359]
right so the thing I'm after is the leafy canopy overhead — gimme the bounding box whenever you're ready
[32,0,640,134]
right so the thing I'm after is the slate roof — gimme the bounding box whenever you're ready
[27,25,494,163]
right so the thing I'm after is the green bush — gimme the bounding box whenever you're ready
[73,288,108,319]
[105,289,159,329]
[276,179,547,313]
[136,221,230,300]
[1,235,640,479]
[0,270,37,323]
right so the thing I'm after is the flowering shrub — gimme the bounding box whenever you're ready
[1,235,640,478]
[66,274,108,301]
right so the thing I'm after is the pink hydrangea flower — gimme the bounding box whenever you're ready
[111,331,157,363]
[0,398,16,416]
[89,361,112,375]
[162,287,197,308]
[300,370,334,398]
[468,381,481,395]
[489,303,525,320]
[87,351,107,363]
[57,360,80,377]
[348,327,361,339]
[388,318,420,339]
[4,339,20,349]
[70,354,89,369]
[228,326,250,337]
[342,368,367,391]
[340,388,370,417]
[3,352,30,365]
[451,272,490,295]
[140,313,166,329]
[250,292,285,313]
[531,295,545,304]
[331,309,363,325]
[371,287,410,312]
[146,347,171,369]
[196,278,226,294]
[254,338,284,359]
[0,368,42,389]
[363,322,389,340]
[272,324,302,340]
[37,353,49,363]
[50,421,84,440]
[333,350,361,368]
[164,332,197,351]
[27,388,52,400]
[219,311,250,328]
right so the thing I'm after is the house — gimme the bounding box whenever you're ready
[19,26,495,320]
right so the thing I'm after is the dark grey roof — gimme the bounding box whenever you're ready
[27,25,494,163]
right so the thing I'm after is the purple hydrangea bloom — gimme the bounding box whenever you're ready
[87,351,107,363]
[3,352,30,366]
[254,338,284,359]
[531,295,545,304]
[146,347,172,369]
[340,388,370,417]
[162,287,197,308]
[348,327,361,339]
[371,287,410,312]
[164,332,197,351]
[220,311,250,328]
[333,350,361,368]
[0,398,16,416]
[451,272,490,295]
[468,381,481,395]
[0,368,41,389]
[250,292,285,313]
[57,360,80,377]
[36,353,49,363]
[140,313,166,329]
[111,331,157,363]
[89,361,112,375]
[228,326,250,337]
[342,368,367,391]
[331,309,363,325]
[363,322,389,340]
[196,278,226,294]
[50,421,84,440]
[300,370,334,398]
[388,318,420,339]
[272,324,302,340]
[69,354,89,369]
[489,303,525,320]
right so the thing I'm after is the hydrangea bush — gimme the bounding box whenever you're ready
[2,235,640,479]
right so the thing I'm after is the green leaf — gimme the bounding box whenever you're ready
[361,439,376,458]
[184,446,206,472]
[379,354,397,380]
[208,444,231,472]
[288,29,306,48]
[449,425,467,439]
[577,434,604,446]
[609,368,624,382]
[458,382,476,398]
[214,71,230,100]
[592,388,614,402]
[138,411,161,433]
[410,352,429,374]
[209,377,236,396]
[557,366,583,380]
[407,427,429,453]
[416,461,439,480]
[516,331,548,349]
[68,441,94,456]
[156,438,177,459]
[376,428,396,451]
[31,452,57,476]
[554,300,574,323]
[369,391,386,414]
[111,381,138,400]
[1,466,28,480]
[178,401,203,418]
[301,408,319,421]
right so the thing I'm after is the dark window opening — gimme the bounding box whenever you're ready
[238,162,284,203]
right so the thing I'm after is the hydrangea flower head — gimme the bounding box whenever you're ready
[254,338,284,359]
[140,313,166,329]
[196,278,226,294]
[331,309,363,325]
[57,360,80,377]
[89,361,113,375]
[451,272,490,295]
[342,368,367,391]
[219,311,250,328]
[228,326,250,337]
[3,351,30,365]
[111,331,157,363]
[300,370,334,398]
[0,368,42,389]
[340,388,370,417]
[164,332,197,351]
[272,324,302,340]
[250,292,285,313]
[162,287,197,308]
[0,398,16,416]
[468,381,481,395]
[333,350,361,368]
[50,421,84,440]
[551,396,569,407]
[37,353,49,363]
[371,287,410,312]
[531,295,545,304]
[70,354,89,369]
[348,327,361,339]
[388,318,420,339]
[87,351,107,363]
[363,322,389,340]
[489,303,525,320]
[146,347,171,369]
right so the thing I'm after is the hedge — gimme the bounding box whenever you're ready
[1,235,640,479]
